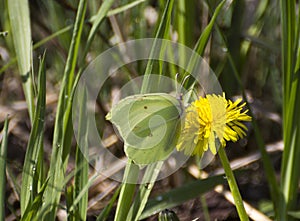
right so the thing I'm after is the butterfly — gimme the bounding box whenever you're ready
[106,93,183,165]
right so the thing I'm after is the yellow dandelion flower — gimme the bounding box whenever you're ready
[176,93,252,157]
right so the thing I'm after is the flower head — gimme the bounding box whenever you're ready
[176,93,251,157]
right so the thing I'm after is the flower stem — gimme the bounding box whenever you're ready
[218,147,249,221]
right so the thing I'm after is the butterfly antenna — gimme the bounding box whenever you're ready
[180,75,190,92]
[175,73,180,96]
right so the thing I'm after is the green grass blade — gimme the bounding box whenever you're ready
[43,74,82,219]
[248,106,279,216]
[33,26,73,50]
[141,0,174,93]
[280,0,298,169]
[6,167,20,199]
[107,0,146,16]
[0,117,9,221]
[114,160,139,221]
[296,5,300,73]
[0,58,17,76]
[280,2,297,153]
[194,0,225,57]
[73,89,89,221]
[66,185,75,221]
[43,0,87,219]
[153,0,174,43]
[80,0,115,67]
[279,0,300,219]
[176,0,195,67]
[70,169,88,219]
[183,0,226,95]
[280,80,300,219]
[7,0,35,122]
[97,186,121,221]
[240,0,268,61]
[126,162,163,221]
[280,125,300,219]
[20,54,46,216]
[64,1,88,95]
[139,175,226,220]
[200,195,210,221]
[183,0,225,90]
[288,211,300,219]
[176,0,195,48]
[21,179,49,221]
[68,175,97,212]
[280,0,296,114]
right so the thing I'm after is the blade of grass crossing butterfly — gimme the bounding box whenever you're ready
[114,1,176,220]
